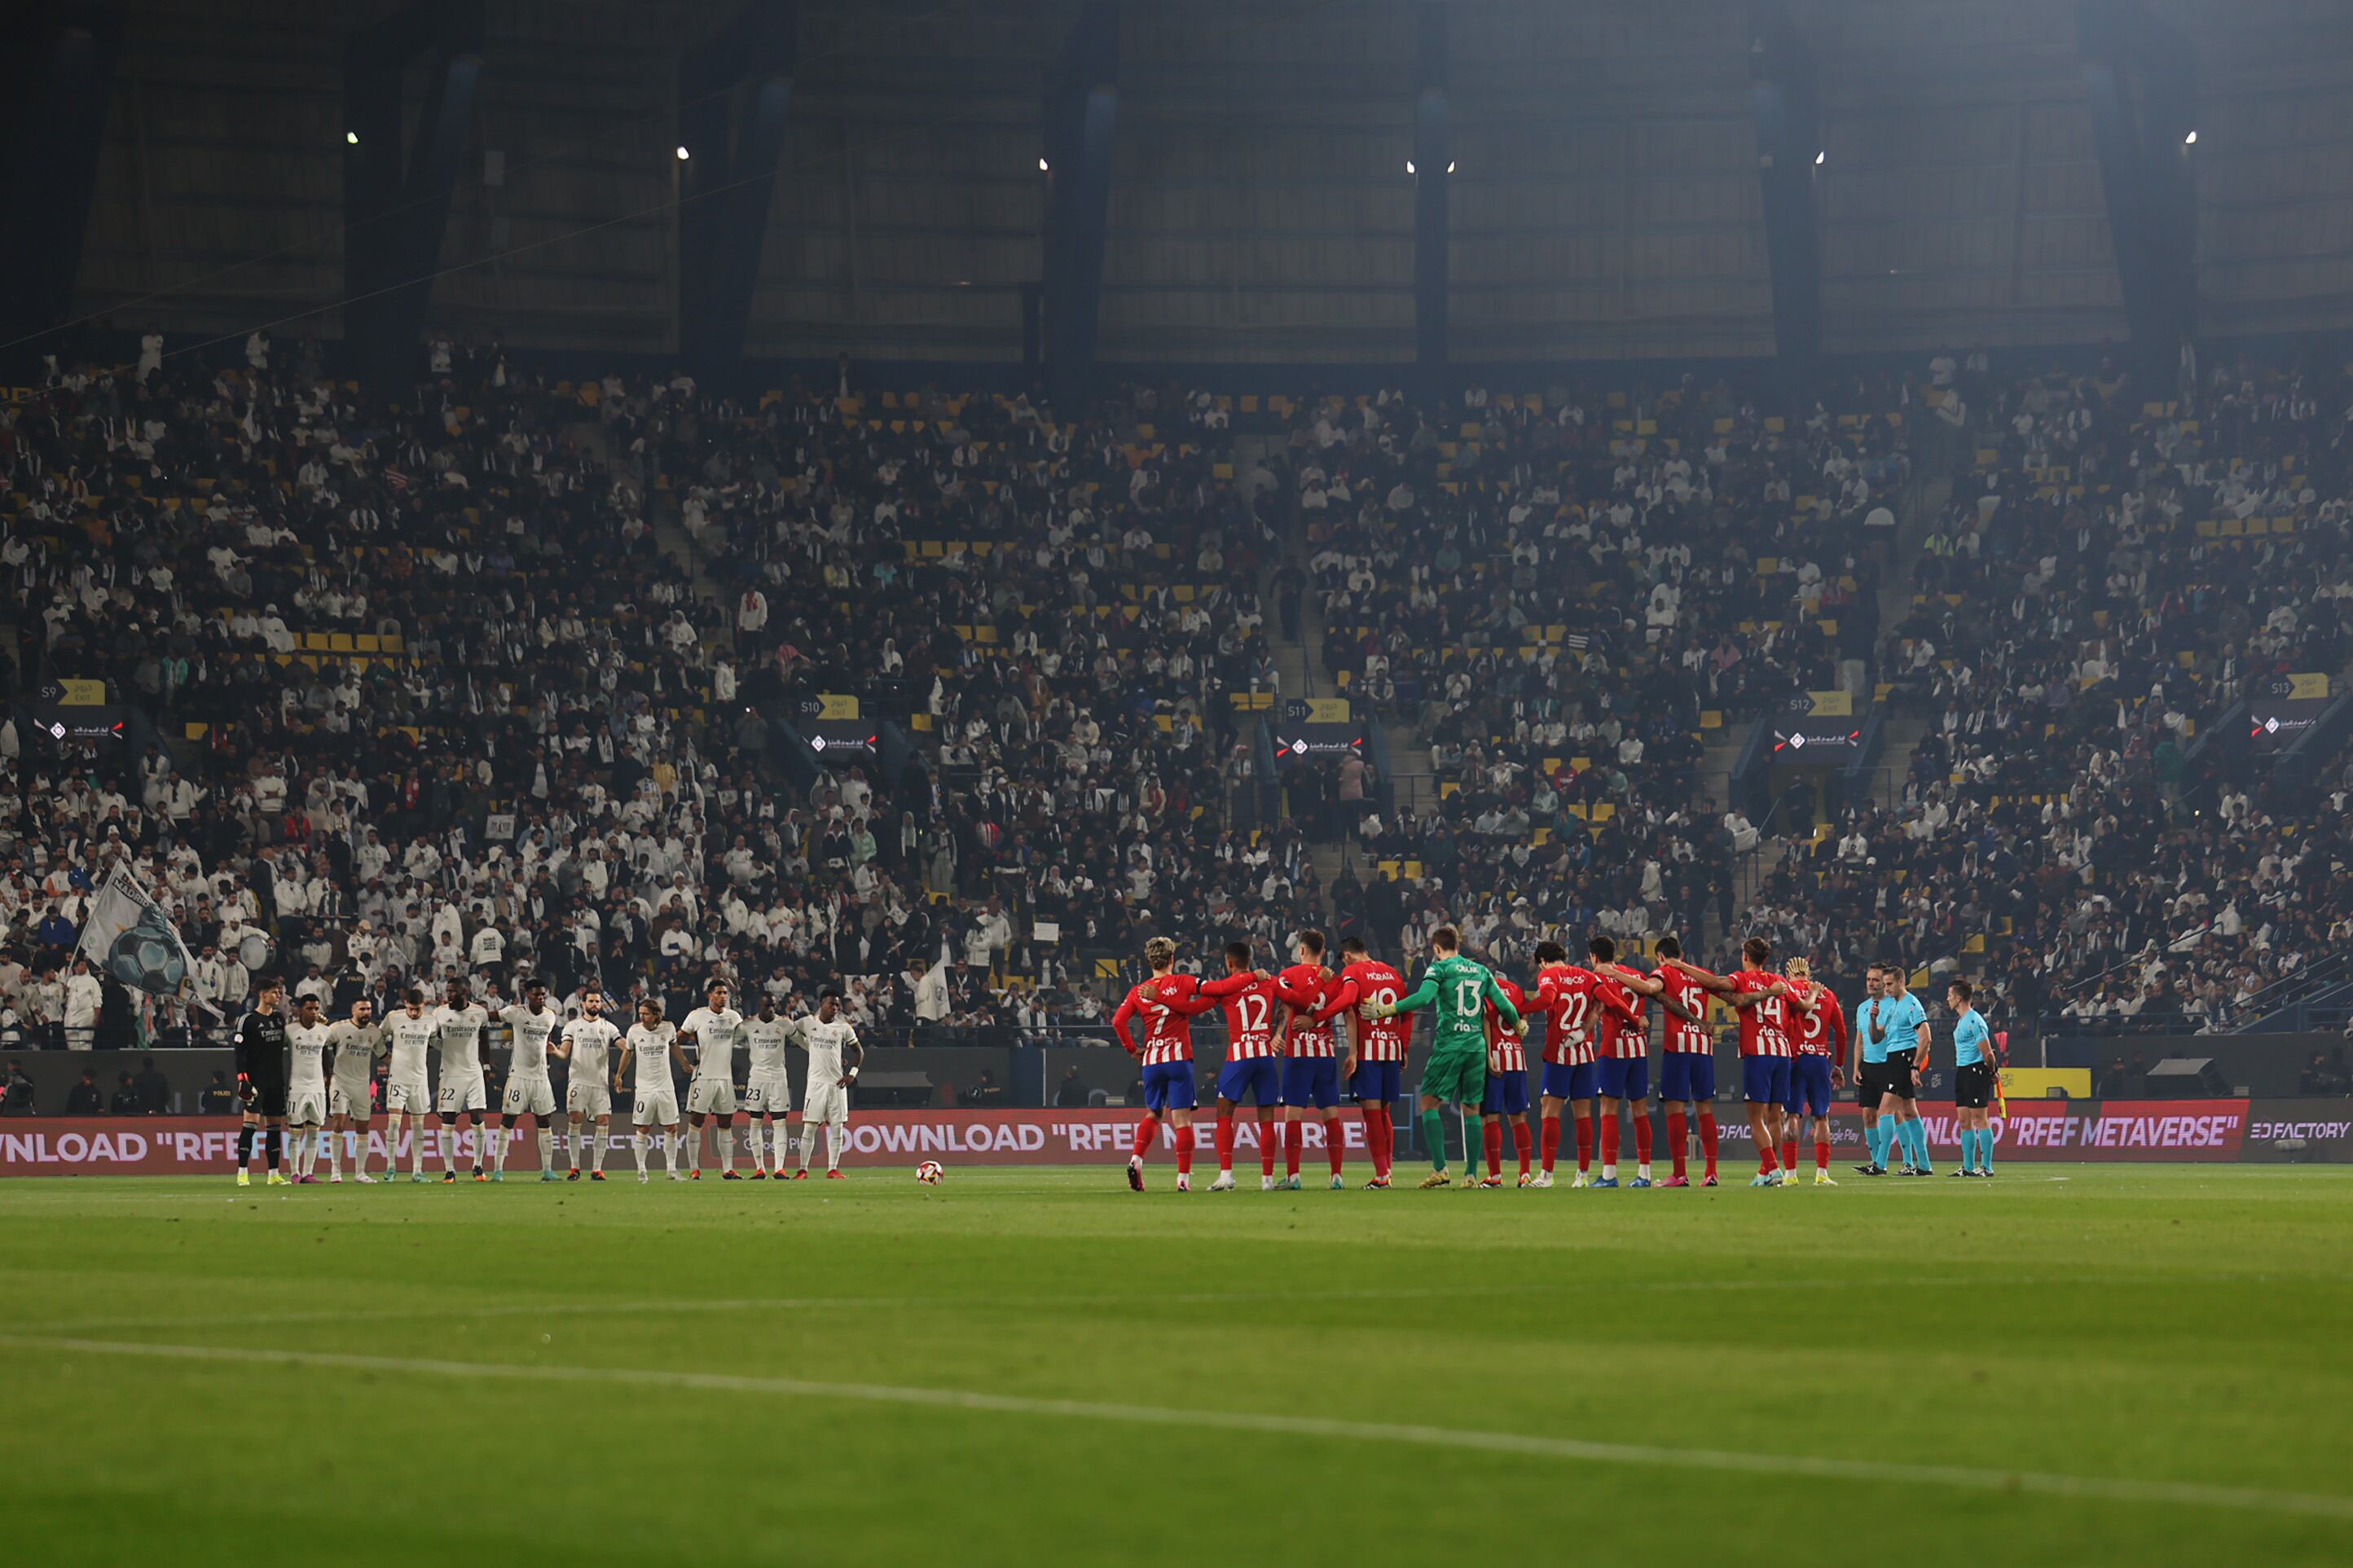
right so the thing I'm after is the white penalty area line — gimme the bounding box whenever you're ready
[7,1333,2349,1524]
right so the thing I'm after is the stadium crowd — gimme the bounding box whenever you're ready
[1284,371,1917,977]
[1737,351,2353,1032]
[5,332,2351,1061]
[0,340,1328,1053]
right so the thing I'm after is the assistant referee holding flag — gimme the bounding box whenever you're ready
[234,977,292,1188]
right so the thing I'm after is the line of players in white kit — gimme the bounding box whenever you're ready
[265,977,865,1184]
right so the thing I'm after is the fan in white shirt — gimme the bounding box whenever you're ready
[792,990,864,1178]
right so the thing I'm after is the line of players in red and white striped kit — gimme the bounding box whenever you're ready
[1109,929,1848,1191]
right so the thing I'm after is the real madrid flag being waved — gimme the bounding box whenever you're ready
[75,863,200,996]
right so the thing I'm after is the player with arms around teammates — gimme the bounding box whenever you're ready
[323,996,386,1182]
[282,992,333,1184]
[792,989,864,1179]
[680,981,747,1179]
[432,978,493,1183]
[1200,942,1286,1192]
[557,985,623,1180]
[1361,925,1520,1189]
[619,996,692,1183]
[1662,938,1812,1187]
[740,991,797,1178]
[1528,941,1603,1187]
[1650,937,1720,1188]
[1313,936,1414,1188]
[1476,970,1534,1188]
[380,987,442,1181]
[1586,936,1684,1188]
[492,981,566,1182]
[1271,929,1352,1191]
[1112,937,1220,1192]
[1779,958,1847,1185]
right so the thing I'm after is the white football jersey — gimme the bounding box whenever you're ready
[743,1015,793,1075]
[287,1021,332,1091]
[502,1004,561,1076]
[682,1006,743,1081]
[565,1015,622,1079]
[433,1003,489,1080]
[387,1010,439,1082]
[326,1018,387,1085]
[798,1016,860,1089]
[627,1021,678,1092]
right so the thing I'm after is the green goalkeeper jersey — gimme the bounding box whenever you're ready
[1393,953,1518,1056]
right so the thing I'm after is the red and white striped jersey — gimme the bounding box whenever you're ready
[1660,967,1713,1053]
[1597,967,1651,1059]
[1730,968,1796,1057]
[1484,977,1529,1074]
[1113,973,1217,1065]
[1273,962,1340,1058]
[1788,980,1848,1059]
[1532,964,1600,1066]
[1322,959,1412,1062]
[1210,972,1283,1061]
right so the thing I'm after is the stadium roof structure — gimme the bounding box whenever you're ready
[8,0,2352,384]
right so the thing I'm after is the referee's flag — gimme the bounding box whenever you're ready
[74,863,199,997]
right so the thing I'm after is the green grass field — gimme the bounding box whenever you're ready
[2,1163,2349,1566]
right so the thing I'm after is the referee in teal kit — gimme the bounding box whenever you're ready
[1949,982,1996,1177]
[1858,965,1932,1175]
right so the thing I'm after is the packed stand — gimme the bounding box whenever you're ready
[1273,376,1917,966]
[0,341,1319,1056]
[1740,349,2353,1031]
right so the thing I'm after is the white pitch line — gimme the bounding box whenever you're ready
[23,1266,2341,1337]
[7,1333,2349,1523]
[23,1283,1556,1335]
[0,1274,2071,1336]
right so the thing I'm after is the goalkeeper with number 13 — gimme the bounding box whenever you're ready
[1361,925,1520,1189]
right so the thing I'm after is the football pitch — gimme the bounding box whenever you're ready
[2,1164,2348,1566]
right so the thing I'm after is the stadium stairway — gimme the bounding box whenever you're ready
[1871,716,1933,810]
[1293,563,1353,918]
[1855,470,1950,815]
[1274,599,1317,709]
[1697,723,1747,821]
[645,470,741,655]
[567,415,723,621]
[1709,463,1951,949]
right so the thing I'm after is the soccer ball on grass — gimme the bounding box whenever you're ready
[915,1160,944,1185]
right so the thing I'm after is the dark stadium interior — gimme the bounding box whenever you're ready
[7,0,2353,1111]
